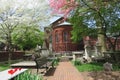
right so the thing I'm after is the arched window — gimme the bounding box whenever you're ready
[55,32,59,42]
[63,31,68,42]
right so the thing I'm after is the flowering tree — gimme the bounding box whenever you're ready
[49,0,78,18]
[0,0,51,64]
[49,0,120,54]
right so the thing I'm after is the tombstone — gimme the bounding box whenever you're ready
[40,40,50,57]
[42,40,47,49]
[72,51,84,61]
[84,45,89,59]
[34,45,41,57]
[41,49,49,57]
[84,45,92,62]
[103,62,113,71]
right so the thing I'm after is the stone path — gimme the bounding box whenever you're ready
[44,61,84,80]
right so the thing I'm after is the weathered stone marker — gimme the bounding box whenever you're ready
[103,62,113,71]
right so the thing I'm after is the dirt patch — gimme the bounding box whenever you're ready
[81,71,120,80]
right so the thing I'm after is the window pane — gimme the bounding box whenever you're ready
[55,33,59,42]
[63,32,67,42]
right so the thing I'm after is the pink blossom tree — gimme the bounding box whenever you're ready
[49,0,120,54]
[49,0,78,18]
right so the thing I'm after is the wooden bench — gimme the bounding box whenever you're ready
[0,68,27,80]
[34,57,54,74]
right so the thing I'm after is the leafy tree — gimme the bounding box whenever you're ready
[0,9,19,64]
[49,0,120,53]
[0,0,50,64]
[12,25,44,50]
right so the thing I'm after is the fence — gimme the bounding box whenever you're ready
[0,51,25,62]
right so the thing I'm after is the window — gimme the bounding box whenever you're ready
[63,31,68,42]
[55,32,59,42]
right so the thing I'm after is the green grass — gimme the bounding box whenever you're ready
[0,60,23,71]
[75,62,103,72]
[73,62,120,72]
[0,63,10,71]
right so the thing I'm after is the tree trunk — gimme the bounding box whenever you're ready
[8,51,12,65]
[7,34,12,65]
[98,28,107,53]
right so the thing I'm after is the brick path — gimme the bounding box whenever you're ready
[44,61,84,80]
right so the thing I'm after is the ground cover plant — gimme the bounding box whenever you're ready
[15,71,43,80]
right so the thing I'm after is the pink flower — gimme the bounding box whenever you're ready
[49,0,78,18]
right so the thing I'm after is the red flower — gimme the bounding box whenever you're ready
[8,68,21,75]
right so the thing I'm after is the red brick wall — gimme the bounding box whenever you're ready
[84,36,120,51]
[52,25,78,52]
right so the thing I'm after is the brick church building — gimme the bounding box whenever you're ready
[44,17,84,53]
[44,17,120,53]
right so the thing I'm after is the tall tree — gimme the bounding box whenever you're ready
[49,0,120,52]
[12,25,44,50]
[0,0,50,64]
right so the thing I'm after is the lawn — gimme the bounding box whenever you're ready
[0,63,10,71]
[74,62,120,72]
[0,59,24,71]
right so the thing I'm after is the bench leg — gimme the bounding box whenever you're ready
[37,67,39,74]
[45,64,48,71]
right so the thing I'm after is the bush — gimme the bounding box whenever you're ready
[74,60,82,65]
[53,57,60,66]
[15,71,43,80]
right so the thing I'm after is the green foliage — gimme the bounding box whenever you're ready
[74,60,82,65]
[74,62,120,72]
[68,0,120,51]
[53,57,60,66]
[69,8,98,42]
[12,25,44,50]
[0,64,9,71]
[15,71,43,80]
[75,62,103,72]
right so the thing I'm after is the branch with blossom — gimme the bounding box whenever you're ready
[49,0,78,18]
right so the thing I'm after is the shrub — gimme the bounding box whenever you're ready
[53,57,60,66]
[74,60,82,65]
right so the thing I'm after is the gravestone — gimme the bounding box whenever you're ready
[103,62,113,71]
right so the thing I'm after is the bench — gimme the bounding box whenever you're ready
[34,57,55,74]
[0,68,27,80]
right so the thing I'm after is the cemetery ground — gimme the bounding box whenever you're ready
[0,59,120,80]
[74,62,120,80]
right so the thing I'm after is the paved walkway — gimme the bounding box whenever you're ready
[44,61,84,80]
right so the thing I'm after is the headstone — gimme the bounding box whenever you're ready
[103,62,113,71]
